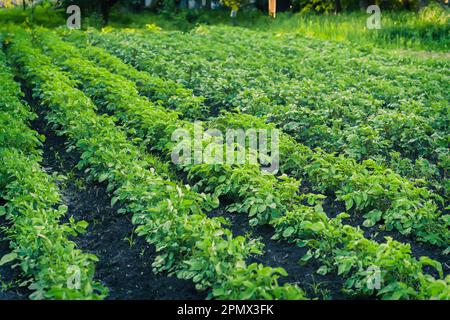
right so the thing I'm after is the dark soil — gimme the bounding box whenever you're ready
[0,219,30,300]
[36,115,349,300]
[7,82,445,301]
[208,210,348,300]
[31,113,350,300]
[29,114,205,300]
[16,82,345,300]
[322,196,450,278]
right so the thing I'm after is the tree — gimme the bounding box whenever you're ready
[100,0,119,24]
[334,0,341,12]
[59,0,140,25]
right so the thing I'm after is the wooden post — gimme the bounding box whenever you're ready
[269,0,276,18]
[230,9,237,26]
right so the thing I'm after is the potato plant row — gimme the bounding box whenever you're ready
[33,30,450,299]
[86,27,449,196]
[58,29,450,248]
[57,29,210,121]
[7,29,307,300]
[0,46,105,300]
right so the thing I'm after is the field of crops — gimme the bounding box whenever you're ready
[0,21,449,301]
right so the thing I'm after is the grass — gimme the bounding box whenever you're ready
[0,6,65,28]
[0,4,448,51]
[253,8,449,51]
[106,5,449,51]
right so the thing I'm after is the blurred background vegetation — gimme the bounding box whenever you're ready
[0,0,448,50]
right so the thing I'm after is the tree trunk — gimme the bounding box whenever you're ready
[419,0,428,8]
[100,0,119,25]
[403,0,411,10]
[359,0,367,10]
[100,4,109,25]
[230,9,237,26]
[334,0,342,13]
[205,0,212,10]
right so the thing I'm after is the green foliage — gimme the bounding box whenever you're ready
[296,0,335,13]
[0,5,65,27]
[271,203,450,299]
[0,46,105,300]
[7,28,307,300]
[33,28,450,299]
[87,26,449,247]
[2,7,448,299]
